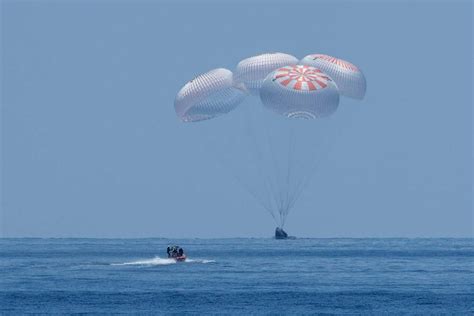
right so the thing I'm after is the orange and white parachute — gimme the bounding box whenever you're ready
[260,65,339,119]
[300,54,366,100]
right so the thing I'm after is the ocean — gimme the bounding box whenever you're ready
[1,238,472,314]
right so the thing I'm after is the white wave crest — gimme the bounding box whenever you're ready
[112,257,176,266]
[111,256,215,266]
[185,258,216,264]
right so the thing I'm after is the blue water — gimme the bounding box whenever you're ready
[1,238,473,314]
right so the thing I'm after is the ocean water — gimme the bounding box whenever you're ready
[1,238,472,314]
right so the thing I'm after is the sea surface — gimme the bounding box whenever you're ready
[1,238,473,314]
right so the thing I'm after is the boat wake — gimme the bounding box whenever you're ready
[186,258,215,264]
[111,256,215,266]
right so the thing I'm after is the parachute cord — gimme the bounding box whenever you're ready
[286,109,359,225]
[283,122,295,224]
[286,118,345,215]
[212,140,278,225]
[284,125,291,216]
[249,108,274,216]
[244,104,279,219]
[236,169,277,223]
[286,132,305,213]
[286,129,326,214]
[259,114,285,227]
[264,121,285,215]
[202,110,278,225]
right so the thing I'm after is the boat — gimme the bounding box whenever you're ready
[167,245,186,262]
[174,255,187,262]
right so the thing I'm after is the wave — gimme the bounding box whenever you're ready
[111,256,215,266]
[186,258,216,264]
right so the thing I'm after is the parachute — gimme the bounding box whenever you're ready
[174,53,366,234]
[260,65,339,119]
[300,54,366,100]
[174,68,246,122]
[234,52,299,95]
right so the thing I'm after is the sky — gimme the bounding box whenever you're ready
[1,0,472,238]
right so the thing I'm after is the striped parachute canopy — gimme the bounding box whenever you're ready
[260,65,339,119]
[174,68,246,122]
[234,52,299,95]
[300,54,366,100]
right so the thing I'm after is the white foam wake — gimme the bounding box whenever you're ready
[185,258,216,264]
[112,256,215,266]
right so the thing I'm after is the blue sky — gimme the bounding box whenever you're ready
[2,0,472,237]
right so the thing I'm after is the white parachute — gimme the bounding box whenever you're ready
[234,52,298,95]
[174,68,246,122]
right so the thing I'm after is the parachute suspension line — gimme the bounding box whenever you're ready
[214,143,278,225]
[281,121,295,228]
[224,156,277,224]
[256,114,280,222]
[286,122,337,215]
[288,114,353,213]
[244,105,280,221]
[204,118,278,226]
[288,131,325,211]
[264,120,286,227]
[286,122,301,228]
[286,153,320,216]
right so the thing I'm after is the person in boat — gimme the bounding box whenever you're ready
[167,245,177,258]
[167,245,185,258]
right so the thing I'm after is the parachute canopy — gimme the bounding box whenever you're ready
[300,54,366,100]
[174,68,246,122]
[234,52,299,95]
[260,65,339,119]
